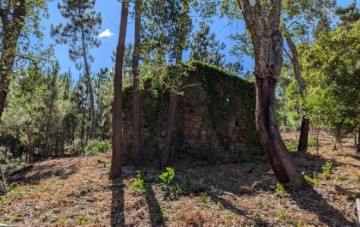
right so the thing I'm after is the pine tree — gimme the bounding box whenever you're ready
[51,0,102,139]
[190,22,226,67]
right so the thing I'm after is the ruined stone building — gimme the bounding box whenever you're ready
[123,61,260,163]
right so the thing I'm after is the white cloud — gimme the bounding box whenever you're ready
[98,29,114,38]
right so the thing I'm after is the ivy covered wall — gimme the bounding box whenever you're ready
[123,61,261,163]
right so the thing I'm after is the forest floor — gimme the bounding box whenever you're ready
[0,131,359,226]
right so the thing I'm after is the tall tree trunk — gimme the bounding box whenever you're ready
[298,116,310,152]
[110,0,129,180]
[161,93,178,168]
[132,0,142,165]
[44,81,56,159]
[0,1,26,120]
[81,29,97,139]
[161,0,190,169]
[283,27,309,153]
[237,0,304,188]
[0,0,25,192]
[80,100,87,150]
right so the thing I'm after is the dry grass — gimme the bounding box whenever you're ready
[0,132,359,226]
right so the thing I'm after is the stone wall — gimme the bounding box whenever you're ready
[122,61,260,162]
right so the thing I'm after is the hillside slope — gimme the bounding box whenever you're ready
[0,133,359,226]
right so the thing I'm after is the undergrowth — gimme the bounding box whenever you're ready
[159,167,182,200]
[82,139,110,156]
[131,167,204,200]
[304,161,333,185]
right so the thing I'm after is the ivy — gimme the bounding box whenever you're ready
[122,61,260,156]
[189,61,259,145]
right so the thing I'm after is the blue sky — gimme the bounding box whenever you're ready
[41,0,358,80]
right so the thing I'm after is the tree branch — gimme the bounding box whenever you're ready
[236,0,255,33]
[282,26,306,97]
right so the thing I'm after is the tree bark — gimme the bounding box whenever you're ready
[237,0,304,188]
[0,1,26,120]
[110,0,129,180]
[298,116,310,152]
[132,0,142,165]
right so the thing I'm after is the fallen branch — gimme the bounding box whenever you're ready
[335,185,360,198]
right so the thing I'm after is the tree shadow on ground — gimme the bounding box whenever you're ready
[336,153,360,162]
[291,153,356,226]
[111,180,125,227]
[292,152,343,177]
[6,162,79,185]
[290,185,353,226]
[145,185,166,227]
[209,192,269,226]
[173,158,273,225]
[253,153,354,226]
[176,151,355,226]
[175,154,272,195]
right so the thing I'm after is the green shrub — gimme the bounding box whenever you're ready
[83,139,110,156]
[76,215,91,225]
[308,138,319,148]
[284,139,298,152]
[159,167,182,200]
[304,174,320,185]
[318,161,332,179]
[304,161,333,185]
[269,182,293,195]
[131,170,145,192]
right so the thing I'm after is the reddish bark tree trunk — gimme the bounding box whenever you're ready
[132,0,142,165]
[110,0,129,180]
[238,0,304,188]
[256,77,303,186]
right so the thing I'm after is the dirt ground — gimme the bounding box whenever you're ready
[0,131,359,226]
